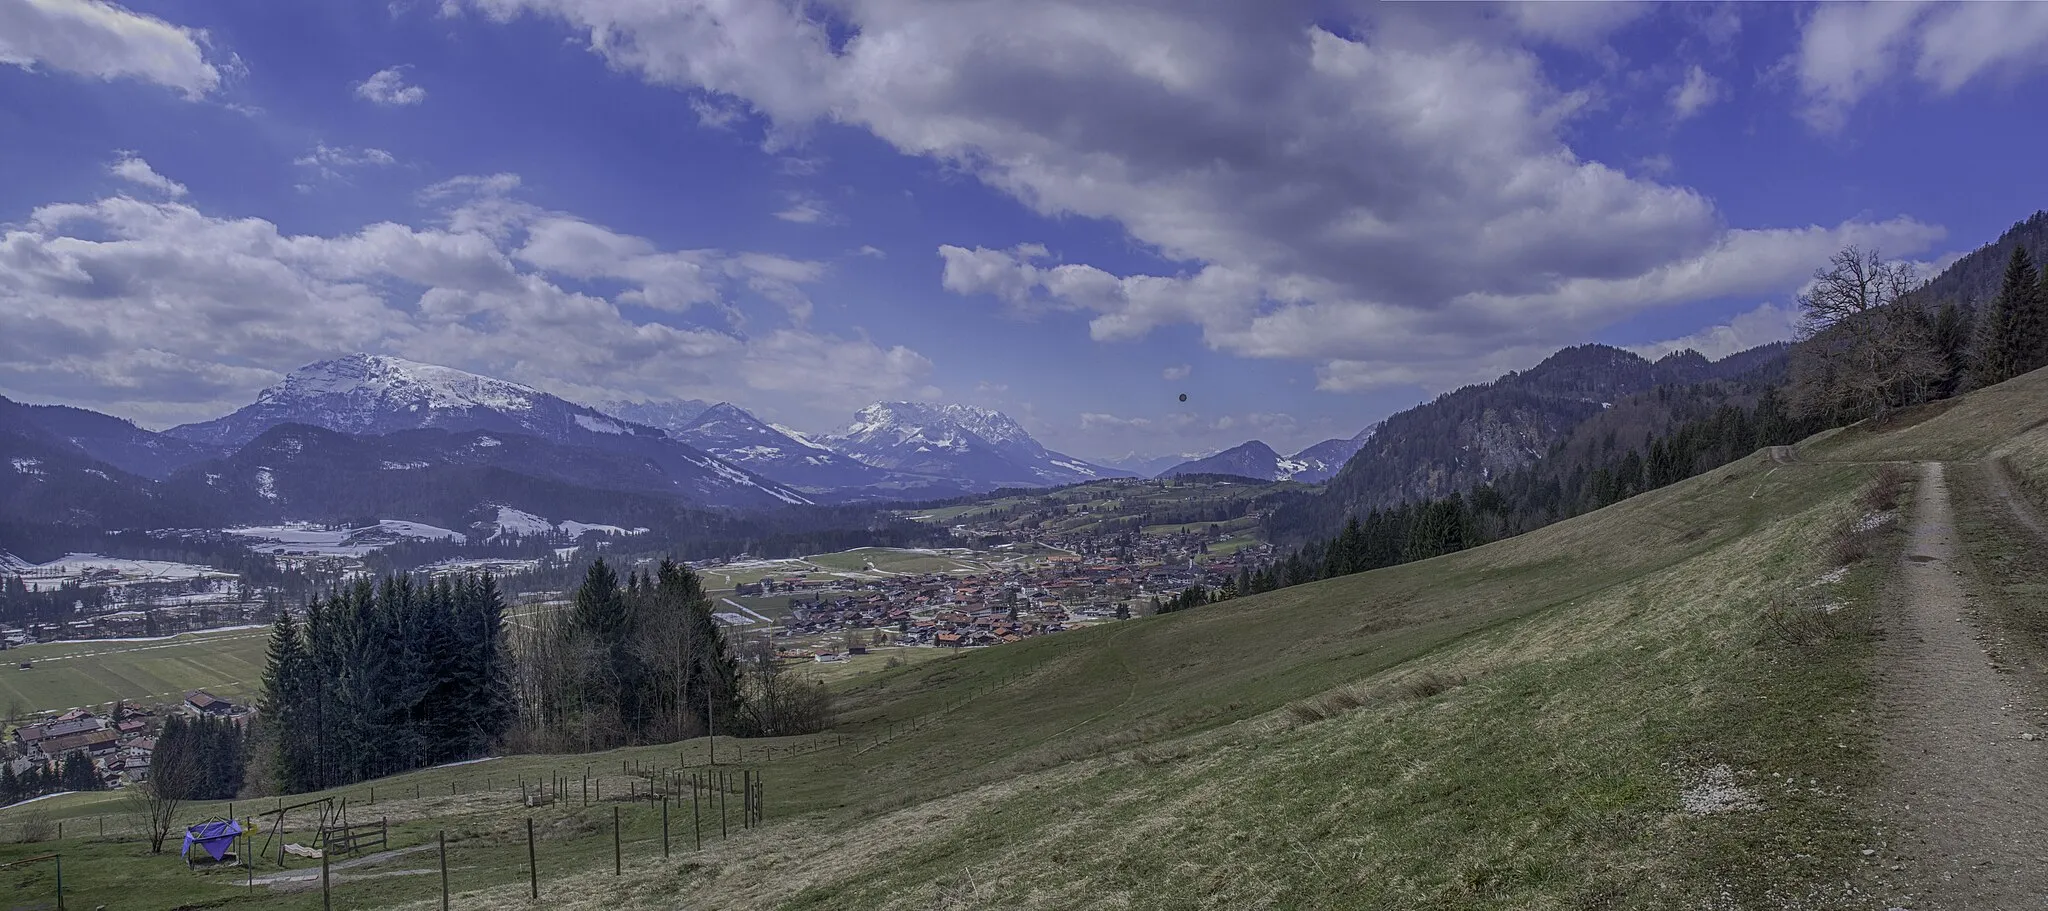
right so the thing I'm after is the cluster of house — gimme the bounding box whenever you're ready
[769,546,1242,656]
[5,690,244,788]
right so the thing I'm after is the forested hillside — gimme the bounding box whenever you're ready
[1268,343,1787,543]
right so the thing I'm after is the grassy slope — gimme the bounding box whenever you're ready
[3,369,2039,910]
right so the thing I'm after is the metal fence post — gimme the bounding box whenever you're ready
[53,854,63,911]
[662,796,670,858]
[527,817,538,900]
[613,806,621,876]
[320,846,331,911]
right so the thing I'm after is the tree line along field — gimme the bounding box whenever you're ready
[9,368,2046,908]
[0,626,271,717]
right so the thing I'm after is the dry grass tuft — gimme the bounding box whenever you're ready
[1396,669,1467,701]
[1760,596,1866,650]
[1859,463,1912,512]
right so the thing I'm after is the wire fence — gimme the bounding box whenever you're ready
[0,739,848,909]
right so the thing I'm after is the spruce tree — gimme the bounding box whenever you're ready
[1973,245,2046,387]
[1931,301,1971,398]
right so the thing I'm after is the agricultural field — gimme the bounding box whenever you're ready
[0,626,271,716]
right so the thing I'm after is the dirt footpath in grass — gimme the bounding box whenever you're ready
[1871,462,2048,910]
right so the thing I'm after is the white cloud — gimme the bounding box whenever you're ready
[0,174,932,427]
[293,143,398,183]
[449,1,1932,399]
[773,192,831,224]
[355,65,427,105]
[1627,302,1802,362]
[854,244,885,259]
[1795,1,2048,130]
[1668,65,1722,120]
[1503,1,1653,48]
[108,152,186,196]
[1161,364,1190,381]
[0,0,221,97]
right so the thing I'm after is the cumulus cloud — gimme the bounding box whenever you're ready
[447,0,1947,398]
[355,65,427,104]
[0,173,931,427]
[1795,1,2048,130]
[108,152,186,196]
[1668,65,1722,120]
[1627,301,1802,363]
[1161,364,1191,381]
[0,0,221,97]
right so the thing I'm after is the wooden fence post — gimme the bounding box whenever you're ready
[692,775,702,850]
[613,806,622,876]
[320,846,331,911]
[438,830,449,911]
[662,796,670,858]
[527,817,538,900]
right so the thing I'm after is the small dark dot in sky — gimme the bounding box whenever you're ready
[1177,393,1187,402]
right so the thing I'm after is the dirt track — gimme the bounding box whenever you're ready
[1873,462,2048,909]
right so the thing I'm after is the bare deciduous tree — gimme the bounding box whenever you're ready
[1797,246,1921,335]
[129,743,199,854]
[1792,246,1942,423]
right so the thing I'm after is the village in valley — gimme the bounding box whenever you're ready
[0,476,1287,808]
[695,477,1286,667]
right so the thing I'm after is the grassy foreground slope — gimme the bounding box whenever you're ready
[3,369,2037,911]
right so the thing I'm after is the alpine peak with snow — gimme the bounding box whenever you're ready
[161,354,812,510]
[167,354,649,450]
[825,402,1128,488]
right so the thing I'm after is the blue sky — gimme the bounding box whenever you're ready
[3,0,2047,463]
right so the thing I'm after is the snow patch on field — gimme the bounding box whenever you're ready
[574,414,629,435]
[11,554,235,591]
[488,507,646,540]
[226,520,464,556]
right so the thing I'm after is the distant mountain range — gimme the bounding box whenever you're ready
[821,402,1129,488]
[1160,426,1375,483]
[2,355,1133,536]
[2,339,1810,544]
[164,355,810,510]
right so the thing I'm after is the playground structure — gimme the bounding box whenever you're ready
[252,795,386,868]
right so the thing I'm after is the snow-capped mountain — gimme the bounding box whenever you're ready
[593,398,715,437]
[165,355,810,509]
[168,354,648,449]
[1161,428,1371,483]
[825,402,1127,489]
[672,403,900,492]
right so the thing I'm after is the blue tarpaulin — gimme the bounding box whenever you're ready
[181,819,243,861]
